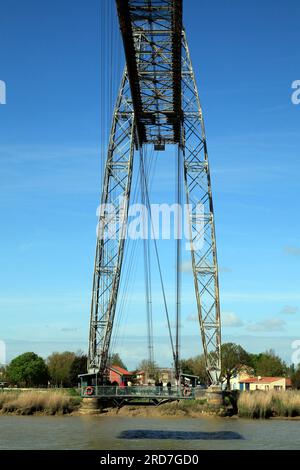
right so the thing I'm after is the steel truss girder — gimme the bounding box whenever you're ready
[182,32,221,385]
[116,0,182,146]
[88,70,135,377]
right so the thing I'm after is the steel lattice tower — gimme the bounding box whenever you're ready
[88,0,222,386]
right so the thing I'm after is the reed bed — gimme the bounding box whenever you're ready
[238,391,300,418]
[0,390,80,415]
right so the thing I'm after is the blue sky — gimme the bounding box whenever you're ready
[0,0,299,368]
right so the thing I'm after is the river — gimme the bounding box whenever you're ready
[0,415,299,450]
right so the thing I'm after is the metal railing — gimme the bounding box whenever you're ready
[81,385,195,399]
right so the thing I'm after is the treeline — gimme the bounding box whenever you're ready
[0,351,87,388]
[180,343,300,389]
[0,351,126,388]
[1,343,300,389]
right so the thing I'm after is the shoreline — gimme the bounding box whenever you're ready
[2,389,300,420]
[2,410,300,422]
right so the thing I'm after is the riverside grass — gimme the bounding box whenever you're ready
[238,391,300,419]
[1,389,300,419]
[0,390,82,415]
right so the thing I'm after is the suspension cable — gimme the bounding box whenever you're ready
[140,146,154,366]
[175,144,182,381]
[139,146,177,366]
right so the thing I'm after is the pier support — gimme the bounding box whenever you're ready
[79,398,102,415]
[205,386,223,408]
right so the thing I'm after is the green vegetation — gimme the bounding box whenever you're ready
[180,355,207,384]
[47,351,76,387]
[7,352,49,387]
[2,351,87,388]
[249,350,287,377]
[69,354,87,386]
[1,344,297,404]
[109,353,127,371]
[238,391,300,419]
[291,366,300,390]
[179,345,290,391]
[221,343,250,390]
[136,360,159,380]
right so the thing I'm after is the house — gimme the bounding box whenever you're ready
[229,366,255,390]
[239,376,292,391]
[108,365,135,385]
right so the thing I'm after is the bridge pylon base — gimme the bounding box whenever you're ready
[205,387,223,408]
[79,398,102,415]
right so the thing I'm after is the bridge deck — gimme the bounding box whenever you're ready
[81,385,195,400]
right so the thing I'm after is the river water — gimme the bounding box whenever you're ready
[0,415,299,450]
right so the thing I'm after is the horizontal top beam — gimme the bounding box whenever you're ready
[116,0,183,147]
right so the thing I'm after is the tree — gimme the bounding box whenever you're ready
[288,363,296,376]
[248,353,260,372]
[221,343,250,390]
[47,351,76,387]
[69,354,88,387]
[109,353,127,371]
[291,366,300,390]
[137,360,159,380]
[180,355,208,384]
[7,352,49,387]
[254,350,287,377]
[0,366,9,383]
[180,359,194,376]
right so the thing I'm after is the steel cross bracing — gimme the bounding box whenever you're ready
[116,0,182,146]
[182,32,221,384]
[88,72,135,375]
[88,0,221,385]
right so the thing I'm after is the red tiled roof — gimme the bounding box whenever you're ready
[109,365,133,376]
[240,376,288,384]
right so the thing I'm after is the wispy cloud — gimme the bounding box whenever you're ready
[280,305,299,315]
[246,317,286,332]
[222,312,244,328]
[283,245,300,257]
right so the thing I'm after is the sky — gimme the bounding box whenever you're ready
[0,0,299,369]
